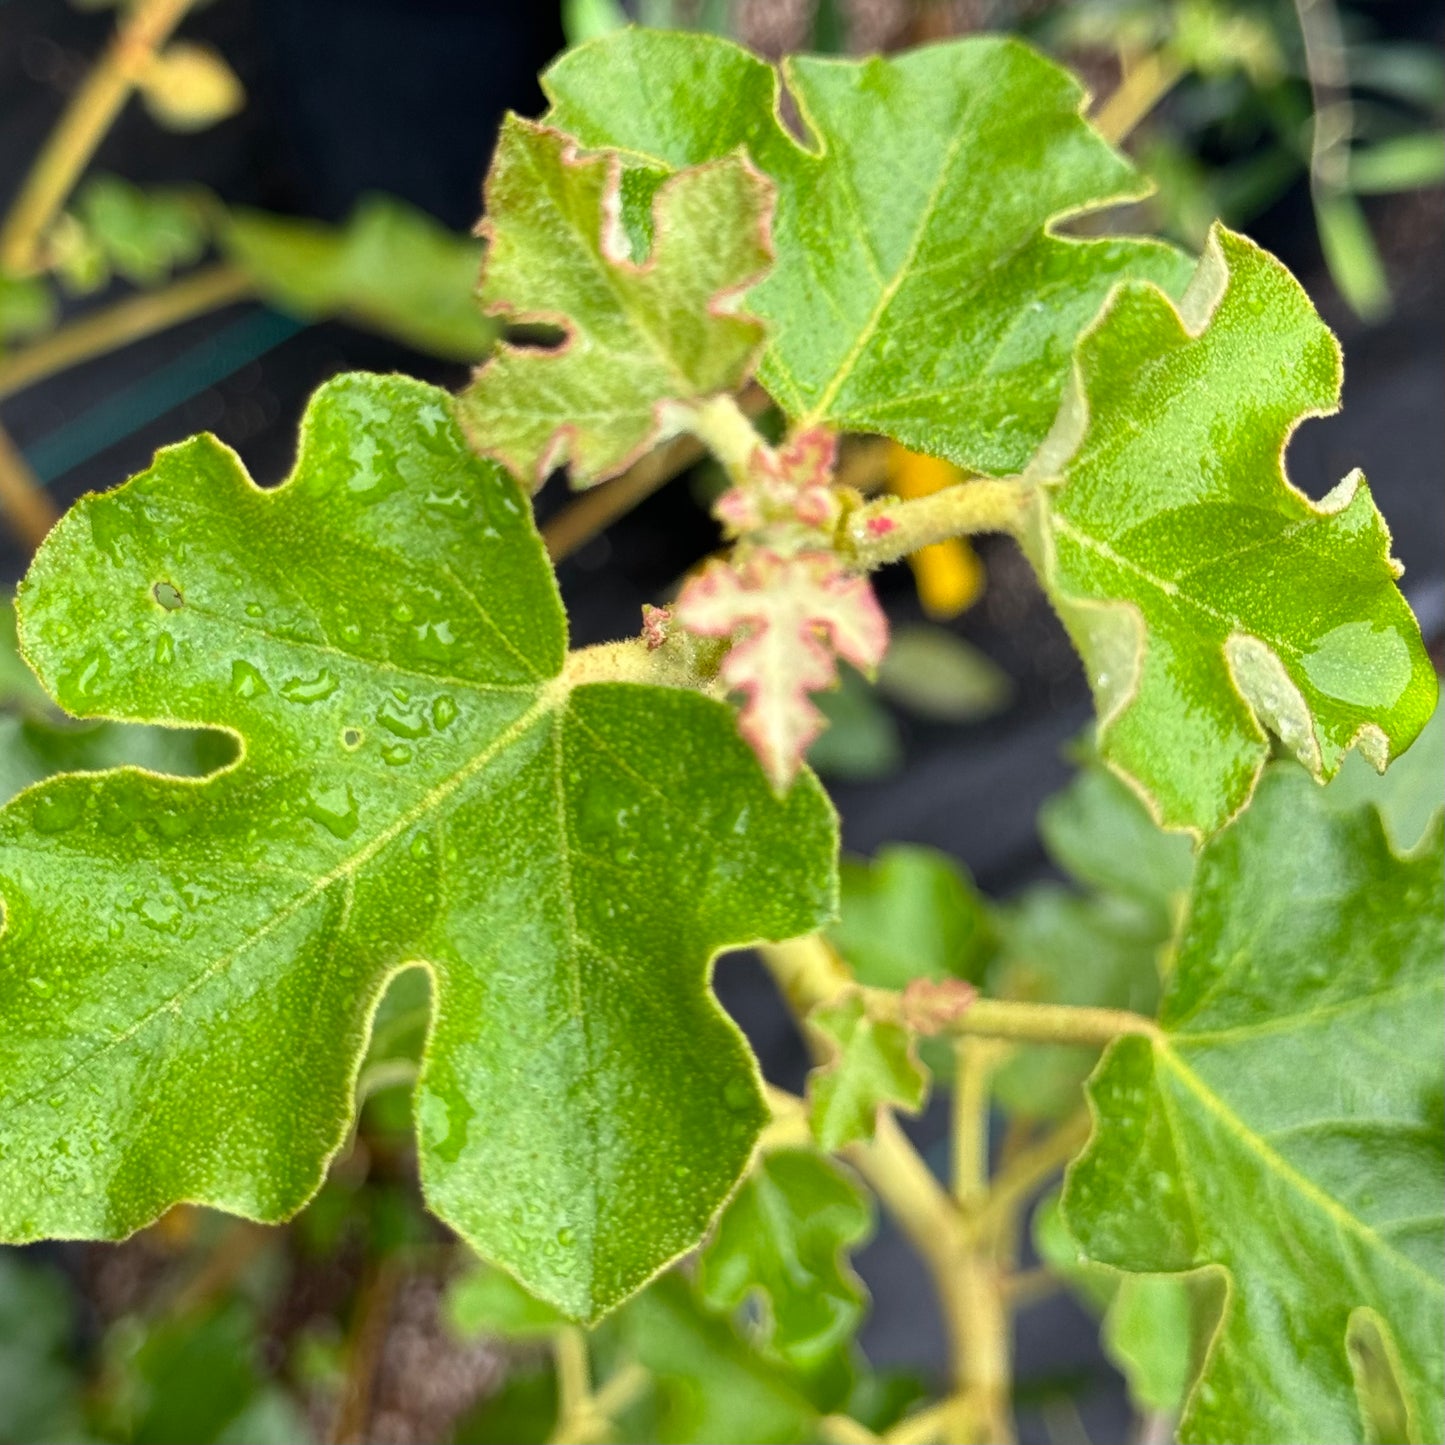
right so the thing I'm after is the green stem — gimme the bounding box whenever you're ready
[845,479,1030,569]
[1091,49,1186,147]
[0,263,253,403]
[0,0,199,272]
[884,991,1159,1049]
[680,391,766,485]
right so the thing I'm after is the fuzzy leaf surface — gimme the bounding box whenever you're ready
[0,373,836,1322]
[697,1148,872,1374]
[459,116,771,487]
[1021,224,1435,835]
[544,29,1193,471]
[1063,767,1444,1443]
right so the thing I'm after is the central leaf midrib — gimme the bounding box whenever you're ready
[9,689,561,1113]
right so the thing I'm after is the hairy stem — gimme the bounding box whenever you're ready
[0,0,198,271]
[681,391,767,485]
[0,421,59,550]
[0,263,252,403]
[884,991,1159,1049]
[845,479,1030,569]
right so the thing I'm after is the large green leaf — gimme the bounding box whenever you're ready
[458,116,772,487]
[0,373,836,1322]
[543,29,1193,471]
[697,1148,872,1373]
[1063,766,1444,1443]
[1021,224,1436,835]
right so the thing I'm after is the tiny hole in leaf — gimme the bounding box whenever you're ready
[342,728,363,749]
[152,581,184,610]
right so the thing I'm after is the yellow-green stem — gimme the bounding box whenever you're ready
[0,421,58,551]
[846,479,1029,569]
[0,263,253,403]
[681,391,766,486]
[1092,48,1186,146]
[0,0,198,272]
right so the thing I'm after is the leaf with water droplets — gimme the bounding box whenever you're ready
[1019,224,1436,836]
[0,373,836,1323]
[543,29,1194,472]
[1063,766,1445,1444]
[457,115,772,488]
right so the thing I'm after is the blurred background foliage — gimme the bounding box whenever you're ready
[0,0,1440,1441]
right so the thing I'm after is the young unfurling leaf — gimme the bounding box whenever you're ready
[676,549,886,791]
[458,116,773,488]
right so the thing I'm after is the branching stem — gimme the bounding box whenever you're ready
[0,0,199,272]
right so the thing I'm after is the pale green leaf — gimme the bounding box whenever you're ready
[458,116,772,487]
[697,1148,872,1375]
[1021,224,1436,836]
[1350,133,1445,195]
[73,174,208,286]
[221,196,497,361]
[543,29,1194,472]
[1063,767,1444,1444]
[0,373,836,1323]
[829,844,993,991]
[808,993,928,1150]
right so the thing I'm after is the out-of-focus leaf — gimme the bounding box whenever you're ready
[1314,191,1391,320]
[562,0,628,45]
[0,1254,84,1444]
[1322,695,1444,852]
[876,625,1011,723]
[1038,756,1195,930]
[72,176,208,287]
[445,1263,568,1341]
[621,1273,821,1445]
[1349,134,1445,194]
[138,41,245,133]
[0,273,56,348]
[808,993,928,1150]
[806,667,902,781]
[829,844,993,990]
[221,197,496,361]
[698,1149,872,1376]
[453,1366,557,1445]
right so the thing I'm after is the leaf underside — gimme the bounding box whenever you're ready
[1022,224,1436,836]
[0,373,836,1322]
[1064,767,1445,1444]
[544,29,1194,471]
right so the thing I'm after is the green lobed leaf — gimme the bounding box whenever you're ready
[1020,223,1436,836]
[543,28,1194,472]
[1063,766,1445,1443]
[807,993,928,1150]
[220,195,497,361]
[696,1148,872,1376]
[0,373,837,1323]
[458,116,772,487]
